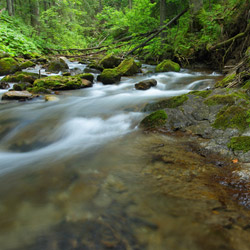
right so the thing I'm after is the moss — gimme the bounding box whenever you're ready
[215,73,236,88]
[155,60,180,73]
[212,106,250,132]
[116,58,139,76]
[33,75,83,90]
[144,94,188,111]
[27,86,51,94]
[13,83,32,91]
[140,110,168,129]
[77,73,94,82]
[19,60,35,69]
[204,92,249,106]
[190,90,212,98]
[1,71,39,84]
[89,62,104,71]
[0,57,19,76]
[99,54,121,69]
[228,136,250,152]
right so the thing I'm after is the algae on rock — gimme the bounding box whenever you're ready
[228,136,250,152]
[140,110,168,129]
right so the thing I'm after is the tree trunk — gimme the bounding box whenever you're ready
[128,0,132,9]
[189,0,203,31]
[6,0,13,16]
[30,0,40,29]
[99,0,103,11]
[160,0,167,26]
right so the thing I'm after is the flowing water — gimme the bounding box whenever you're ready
[0,62,250,250]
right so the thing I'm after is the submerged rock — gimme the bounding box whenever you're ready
[2,90,34,101]
[155,59,180,73]
[0,57,20,76]
[135,79,157,90]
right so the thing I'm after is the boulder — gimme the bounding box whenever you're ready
[81,79,93,88]
[97,69,121,84]
[70,67,82,76]
[77,73,94,82]
[0,57,20,76]
[19,60,36,69]
[135,79,157,90]
[46,58,69,73]
[116,58,140,76]
[0,82,10,89]
[2,90,34,101]
[1,71,40,84]
[33,75,85,90]
[99,54,122,69]
[155,59,180,73]
[13,83,33,91]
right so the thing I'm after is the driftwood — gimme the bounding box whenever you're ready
[125,7,189,56]
[209,22,250,51]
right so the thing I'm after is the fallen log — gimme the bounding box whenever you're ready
[125,7,189,57]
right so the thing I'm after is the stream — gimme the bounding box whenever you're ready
[0,61,250,250]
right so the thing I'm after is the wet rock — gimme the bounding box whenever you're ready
[84,67,101,74]
[155,59,180,73]
[0,57,20,76]
[13,82,33,91]
[81,79,93,88]
[2,90,34,101]
[70,67,82,76]
[44,95,59,102]
[62,72,71,76]
[135,79,157,90]
[46,58,69,73]
[117,58,140,76]
[97,69,121,84]
[0,82,10,89]
[140,110,168,129]
[77,73,94,82]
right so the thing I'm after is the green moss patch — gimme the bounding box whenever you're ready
[242,80,250,89]
[140,110,168,129]
[0,57,20,76]
[33,75,83,90]
[212,106,250,132]
[215,73,236,88]
[190,90,212,98]
[99,54,121,69]
[116,58,139,76]
[19,60,35,69]
[77,73,94,82]
[27,86,51,94]
[155,59,180,73]
[1,71,39,84]
[228,136,250,152]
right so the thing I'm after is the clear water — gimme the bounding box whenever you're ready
[0,62,249,250]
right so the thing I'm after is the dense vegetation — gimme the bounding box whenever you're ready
[0,0,249,65]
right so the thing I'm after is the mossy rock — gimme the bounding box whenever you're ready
[0,52,11,59]
[27,86,51,94]
[33,75,84,90]
[228,136,250,152]
[76,73,94,82]
[144,94,188,111]
[140,110,168,129]
[1,71,39,84]
[212,105,250,132]
[99,54,121,69]
[89,62,104,71]
[190,90,212,98]
[19,60,36,69]
[204,92,249,106]
[116,58,140,76]
[0,57,20,76]
[215,73,236,88]
[47,58,69,73]
[155,60,180,73]
[97,69,121,84]
[13,83,32,91]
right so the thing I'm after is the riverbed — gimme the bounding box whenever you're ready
[0,62,249,250]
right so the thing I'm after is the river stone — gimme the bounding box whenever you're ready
[47,58,69,73]
[99,54,122,69]
[0,82,10,89]
[81,79,93,88]
[135,79,157,90]
[44,95,59,102]
[2,91,34,101]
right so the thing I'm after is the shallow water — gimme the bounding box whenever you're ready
[0,62,250,250]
